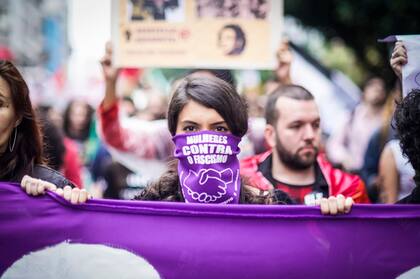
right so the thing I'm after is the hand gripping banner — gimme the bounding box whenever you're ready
[1,182,420,279]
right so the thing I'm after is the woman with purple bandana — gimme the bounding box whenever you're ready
[22,75,353,214]
[135,76,265,204]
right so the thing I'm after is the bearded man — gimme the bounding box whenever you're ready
[241,85,370,205]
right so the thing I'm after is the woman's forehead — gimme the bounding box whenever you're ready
[0,76,11,98]
[178,101,224,123]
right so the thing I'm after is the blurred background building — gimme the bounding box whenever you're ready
[0,0,68,68]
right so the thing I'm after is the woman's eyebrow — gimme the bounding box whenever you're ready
[210,121,227,125]
[181,120,199,125]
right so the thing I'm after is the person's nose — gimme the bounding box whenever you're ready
[302,124,315,141]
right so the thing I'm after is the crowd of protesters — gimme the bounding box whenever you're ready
[2,38,419,209]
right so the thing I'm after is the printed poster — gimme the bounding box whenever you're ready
[396,35,420,97]
[111,0,283,69]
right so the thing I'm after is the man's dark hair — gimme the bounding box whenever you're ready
[265,84,314,125]
[394,89,420,186]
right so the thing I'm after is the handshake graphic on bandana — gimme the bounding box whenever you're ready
[181,168,239,204]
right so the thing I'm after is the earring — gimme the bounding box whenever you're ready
[8,126,17,152]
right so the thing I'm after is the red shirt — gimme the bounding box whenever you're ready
[241,151,370,204]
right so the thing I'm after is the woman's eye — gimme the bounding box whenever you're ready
[183,126,197,132]
[214,126,229,132]
[0,101,8,108]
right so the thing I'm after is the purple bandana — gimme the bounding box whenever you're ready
[173,131,242,204]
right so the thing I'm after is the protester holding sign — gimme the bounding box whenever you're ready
[389,41,420,204]
[390,36,420,97]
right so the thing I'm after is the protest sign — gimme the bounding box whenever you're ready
[111,0,282,69]
[396,35,420,97]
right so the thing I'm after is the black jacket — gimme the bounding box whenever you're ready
[397,186,420,204]
[32,165,77,188]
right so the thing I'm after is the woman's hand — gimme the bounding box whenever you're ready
[315,194,353,215]
[21,175,90,204]
[56,186,90,204]
[390,41,407,81]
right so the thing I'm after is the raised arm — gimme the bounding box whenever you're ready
[98,43,172,160]
[100,42,120,110]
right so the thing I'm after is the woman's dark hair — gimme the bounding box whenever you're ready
[394,89,420,186]
[37,107,66,171]
[0,60,44,181]
[218,24,246,55]
[167,76,248,137]
[63,100,94,141]
[187,69,236,88]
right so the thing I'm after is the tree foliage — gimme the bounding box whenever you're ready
[285,0,420,85]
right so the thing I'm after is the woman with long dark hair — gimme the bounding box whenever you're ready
[135,76,268,204]
[0,60,44,182]
[0,60,86,203]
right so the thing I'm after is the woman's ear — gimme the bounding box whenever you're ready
[264,124,276,149]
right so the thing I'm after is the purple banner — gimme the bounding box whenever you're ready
[1,182,420,279]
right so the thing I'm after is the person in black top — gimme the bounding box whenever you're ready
[390,41,420,204]
[394,89,420,204]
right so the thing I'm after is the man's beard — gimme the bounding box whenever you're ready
[274,134,318,170]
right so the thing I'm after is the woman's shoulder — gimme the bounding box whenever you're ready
[32,165,78,189]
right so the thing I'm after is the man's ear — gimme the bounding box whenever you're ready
[15,116,22,127]
[264,124,276,149]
